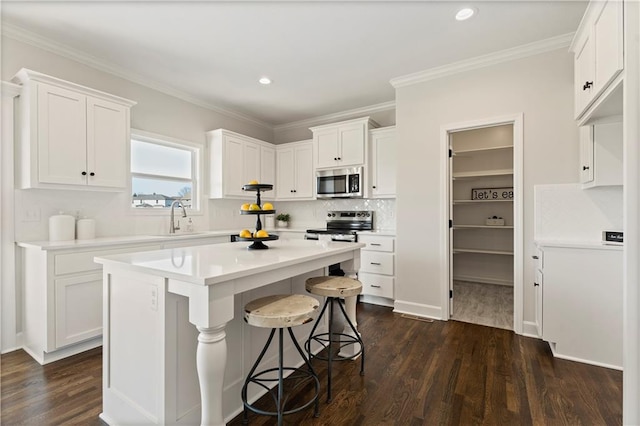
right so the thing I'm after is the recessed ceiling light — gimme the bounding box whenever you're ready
[259,77,271,85]
[455,7,476,21]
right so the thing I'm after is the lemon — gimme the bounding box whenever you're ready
[262,202,274,210]
[239,229,252,238]
[241,203,250,211]
[255,230,269,238]
[249,204,261,211]
[248,179,259,185]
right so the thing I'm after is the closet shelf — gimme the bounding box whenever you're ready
[453,225,514,229]
[452,169,513,179]
[453,199,513,204]
[453,145,513,155]
[453,248,514,255]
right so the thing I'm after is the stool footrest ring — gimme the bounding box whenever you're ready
[305,333,364,361]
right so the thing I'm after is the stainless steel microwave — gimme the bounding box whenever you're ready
[316,167,363,198]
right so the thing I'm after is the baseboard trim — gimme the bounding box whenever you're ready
[548,341,622,371]
[360,294,394,308]
[393,300,443,320]
[23,336,102,365]
[521,321,540,338]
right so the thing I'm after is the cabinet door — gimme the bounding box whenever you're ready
[260,145,276,186]
[276,147,295,199]
[314,128,339,168]
[593,0,623,94]
[243,141,260,186]
[87,97,128,188]
[579,126,594,184]
[294,144,314,198]
[223,136,246,197]
[574,35,595,117]
[37,82,87,185]
[55,273,103,348]
[338,122,366,166]
[371,131,396,198]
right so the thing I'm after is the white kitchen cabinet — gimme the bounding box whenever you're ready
[579,121,623,188]
[20,236,230,365]
[310,117,378,169]
[358,234,395,307]
[571,0,624,121]
[12,69,135,190]
[537,244,622,369]
[207,129,275,199]
[275,140,314,200]
[260,145,276,188]
[369,126,396,198]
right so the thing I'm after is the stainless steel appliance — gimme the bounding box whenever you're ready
[305,210,373,276]
[316,167,363,199]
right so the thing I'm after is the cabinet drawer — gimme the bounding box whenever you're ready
[359,273,394,298]
[54,244,161,275]
[360,251,394,275]
[358,235,394,252]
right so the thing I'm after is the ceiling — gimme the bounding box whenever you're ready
[1,1,587,127]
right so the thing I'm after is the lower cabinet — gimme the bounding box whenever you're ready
[536,244,622,369]
[358,234,395,307]
[20,236,229,364]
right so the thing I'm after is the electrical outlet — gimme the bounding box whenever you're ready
[23,208,41,222]
[150,285,158,311]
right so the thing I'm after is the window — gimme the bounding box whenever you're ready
[130,130,200,212]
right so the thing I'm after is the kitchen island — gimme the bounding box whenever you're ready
[95,239,364,425]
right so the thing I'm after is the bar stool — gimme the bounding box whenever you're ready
[241,294,321,425]
[304,276,365,403]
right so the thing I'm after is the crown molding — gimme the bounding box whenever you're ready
[1,81,22,97]
[274,100,395,132]
[390,32,575,89]
[1,22,273,130]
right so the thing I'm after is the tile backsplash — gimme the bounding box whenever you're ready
[273,198,396,230]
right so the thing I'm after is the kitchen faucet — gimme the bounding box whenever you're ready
[170,200,188,234]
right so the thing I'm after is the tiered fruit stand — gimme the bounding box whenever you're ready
[238,184,279,249]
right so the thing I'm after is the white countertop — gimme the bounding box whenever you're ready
[17,230,239,250]
[357,230,396,236]
[95,239,365,286]
[535,239,623,250]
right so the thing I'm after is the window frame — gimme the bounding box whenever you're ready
[129,129,202,216]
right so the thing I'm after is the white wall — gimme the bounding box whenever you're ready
[394,49,579,326]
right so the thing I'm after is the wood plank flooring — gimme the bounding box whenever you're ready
[1,304,622,425]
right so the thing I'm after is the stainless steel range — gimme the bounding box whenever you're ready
[305,210,374,243]
[305,210,373,276]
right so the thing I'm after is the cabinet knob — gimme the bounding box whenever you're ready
[334,157,337,161]
[372,185,376,189]
[290,190,294,193]
[583,166,590,171]
[89,172,95,176]
[81,171,87,176]
[293,189,296,193]
[534,282,540,287]
[337,157,341,160]
[583,81,593,90]
[532,255,539,259]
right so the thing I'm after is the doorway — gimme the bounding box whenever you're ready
[443,115,523,333]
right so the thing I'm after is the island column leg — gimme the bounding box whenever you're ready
[197,324,227,426]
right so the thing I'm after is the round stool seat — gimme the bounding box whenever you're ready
[305,276,362,298]
[244,294,319,328]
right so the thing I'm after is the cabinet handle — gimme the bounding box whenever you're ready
[370,243,381,246]
[370,262,381,265]
[89,172,95,176]
[371,284,381,288]
[532,255,539,259]
[372,185,377,189]
[81,171,87,176]
[534,282,540,287]
[583,166,590,171]
[583,81,593,90]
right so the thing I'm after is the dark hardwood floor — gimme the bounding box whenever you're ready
[1,303,622,425]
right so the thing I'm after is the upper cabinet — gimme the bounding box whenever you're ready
[310,117,378,169]
[207,129,274,199]
[275,140,314,200]
[12,69,136,190]
[369,126,396,198]
[571,0,624,123]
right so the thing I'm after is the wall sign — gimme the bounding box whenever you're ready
[471,187,514,201]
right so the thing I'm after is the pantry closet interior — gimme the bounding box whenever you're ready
[449,123,515,330]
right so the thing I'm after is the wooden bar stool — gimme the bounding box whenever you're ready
[304,276,365,403]
[241,294,321,425]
